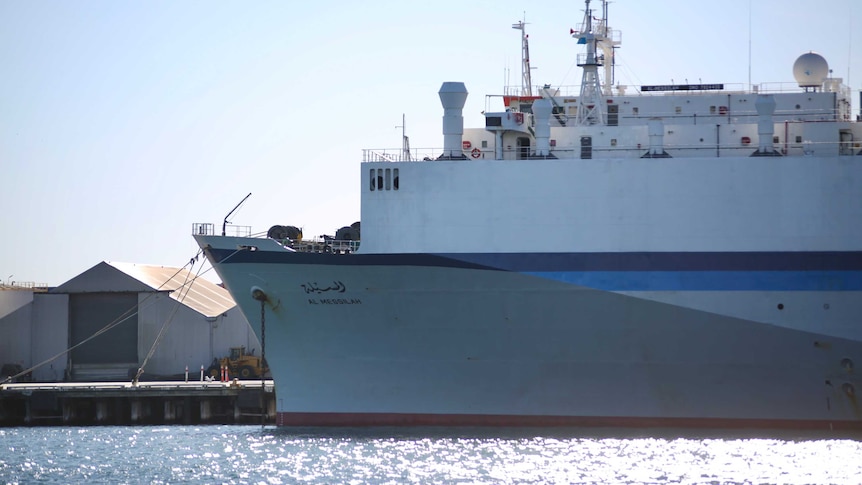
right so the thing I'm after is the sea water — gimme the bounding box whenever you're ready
[1,425,861,484]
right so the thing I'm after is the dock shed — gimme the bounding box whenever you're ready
[0,262,258,382]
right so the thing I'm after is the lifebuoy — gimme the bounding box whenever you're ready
[471,148,481,158]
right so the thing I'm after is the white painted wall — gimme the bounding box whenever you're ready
[2,289,257,382]
[0,290,33,376]
[360,155,862,254]
[137,292,258,377]
[31,293,69,382]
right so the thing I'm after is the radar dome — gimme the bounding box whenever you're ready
[792,52,829,88]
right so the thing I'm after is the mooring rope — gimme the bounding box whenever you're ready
[133,255,206,384]
[259,298,267,427]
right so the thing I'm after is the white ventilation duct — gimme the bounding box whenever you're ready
[755,95,776,153]
[438,82,469,159]
[532,98,553,157]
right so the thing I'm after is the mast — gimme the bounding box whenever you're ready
[512,20,533,96]
[397,113,411,161]
[596,0,618,95]
[572,0,620,125]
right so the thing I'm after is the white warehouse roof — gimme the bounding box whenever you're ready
[53,261,236,318]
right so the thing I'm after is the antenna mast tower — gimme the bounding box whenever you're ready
[572,0,620,125]
[512,20,533,96]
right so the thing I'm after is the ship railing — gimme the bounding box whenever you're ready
[273,238,360,254]
[365,136,857,162]
[192,223,252,237]
[191,223,360,252]
[0,281,49,291]
[622,107,846,122]
[364,148,442,162]
[552,138,855,158]
[500,81,847,100]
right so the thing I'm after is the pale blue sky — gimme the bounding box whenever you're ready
[2,0,860,286]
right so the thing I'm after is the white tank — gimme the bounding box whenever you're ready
[792,52,829,88]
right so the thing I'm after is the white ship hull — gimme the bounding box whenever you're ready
[196,235,862,429]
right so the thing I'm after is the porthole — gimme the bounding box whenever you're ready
[777,303,784,310]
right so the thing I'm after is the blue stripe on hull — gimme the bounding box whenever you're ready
[444,251,862,272]
[210,249,862,271]
[526,270,862,291]
[206,247,862,291]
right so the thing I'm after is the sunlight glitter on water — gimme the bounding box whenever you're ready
[1,426,861,484]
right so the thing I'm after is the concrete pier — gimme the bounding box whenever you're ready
[0,380,275,426]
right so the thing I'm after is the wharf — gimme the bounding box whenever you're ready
[0,380,276,426]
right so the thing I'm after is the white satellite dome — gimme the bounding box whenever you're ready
[792,52,829,88]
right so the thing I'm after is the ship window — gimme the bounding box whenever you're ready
[710,106,716,114]
[796,136,802,143]
[481,140,488,148]
[607,104,619,126]
[385,168,391,190]
[370,169,376,191]
[486,116,502,127]
[516,137,530,160]
[632,107,639,115]
[773,136,780,143]
[610,138,617,146]
[580,136,592,159]
[393,169,399,190]
[675,106,682,114]
[377,169,383,191]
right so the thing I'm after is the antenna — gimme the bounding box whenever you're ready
[222,192,252,236]
[848,1,853,88]
[396,114,411,161]
[748,0,752,91]
[512,16,533,96]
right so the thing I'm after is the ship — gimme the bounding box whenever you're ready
[194,0,862,429]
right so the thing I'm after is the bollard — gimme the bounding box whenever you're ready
[185,365,189,383]
[200,365,204,382]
